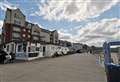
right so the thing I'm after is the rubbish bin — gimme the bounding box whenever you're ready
[105,63,120,82]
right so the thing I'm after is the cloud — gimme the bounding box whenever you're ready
[59,18,120,46]
[34,0,119,21]
[58,28,72,41]
[0,0,17,11]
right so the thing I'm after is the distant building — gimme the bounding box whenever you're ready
[40,28,59,44]
[59,40,72,47]
[59,40,67,47]
[2,8,59,44]
[72,43,83,51]
[50,30,59,44]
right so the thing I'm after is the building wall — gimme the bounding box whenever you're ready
[5,8,25,27]
[2,23,13,43]
[72,43,83,51]
[2,8,26,43]
[51,30,59,44]
[3,42,16,54]
[31,24,40,41]
[2,23,32,43]
[2,8,59,45]
[40,31,50,43]
[2,8,33,43]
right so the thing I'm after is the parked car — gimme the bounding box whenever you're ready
[76,49,83,53]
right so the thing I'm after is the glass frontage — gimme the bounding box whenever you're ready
[17,44,23,52]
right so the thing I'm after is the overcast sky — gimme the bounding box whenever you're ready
[0,0,120,47]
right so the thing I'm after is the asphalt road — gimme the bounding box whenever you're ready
[0,53,107,82]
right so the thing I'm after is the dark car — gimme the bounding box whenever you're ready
[0,49,9,64]
[76,50,82,53]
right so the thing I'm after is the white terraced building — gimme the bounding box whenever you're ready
[2,41,69,60]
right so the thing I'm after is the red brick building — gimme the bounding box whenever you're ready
[2,8,59,44]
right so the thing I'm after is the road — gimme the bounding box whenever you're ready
[0,53,106,82]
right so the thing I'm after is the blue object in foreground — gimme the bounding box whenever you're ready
[103,41,120,82]
[105,63,120,82]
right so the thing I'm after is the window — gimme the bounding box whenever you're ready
[30,46,36,52]
[14,13,17,18]
[13,27,21,32]
[28,47,30,52]
[17,45,22,52]
[6,45,9,52]
[33,36,39,40]
[14,20,21,25]
[14,13,21,19]
[12,32,20,38]
[36,47,39,51]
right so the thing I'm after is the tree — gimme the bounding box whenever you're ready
[91,46,96,54]
[83,44,89,52]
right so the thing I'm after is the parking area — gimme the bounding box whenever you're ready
[0,53,106,82]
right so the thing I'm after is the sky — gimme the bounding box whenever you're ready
[0,0,120,47]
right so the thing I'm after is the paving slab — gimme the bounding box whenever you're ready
[0,53,107,82]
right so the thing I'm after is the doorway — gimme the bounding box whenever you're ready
[43,46,46,56]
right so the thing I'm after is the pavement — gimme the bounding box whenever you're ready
[0,53,107,82]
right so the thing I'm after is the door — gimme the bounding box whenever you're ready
[43,46,46,56]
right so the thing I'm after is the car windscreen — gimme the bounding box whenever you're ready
[110,46,120,65]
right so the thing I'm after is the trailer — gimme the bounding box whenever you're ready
[103,41,120,82]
